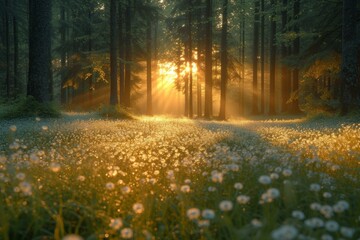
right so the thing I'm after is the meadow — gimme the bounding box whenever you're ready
[0,114,359,240]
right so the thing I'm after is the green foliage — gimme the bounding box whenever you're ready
[0,96,61,119]
[97,104,135,119]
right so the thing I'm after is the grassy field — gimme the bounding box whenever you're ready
[0,114,359,240]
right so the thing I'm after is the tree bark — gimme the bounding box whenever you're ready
[188,0,193,118]
[281,0,289,112]
[219,0,228,120]
[252,0,260,115]
[118,1,125,106]
[124,0,132,107]
[27,0,52,103]
[260,0,265,114]
[110,0,118,105]
[340,0,358,115]
[204,0,213,118]
[269,0,277,115]
[146,0,152,115]
[291,0,301,113]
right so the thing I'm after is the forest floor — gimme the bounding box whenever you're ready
[0,114,359,240]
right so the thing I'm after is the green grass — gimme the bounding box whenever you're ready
[0,117,359,240]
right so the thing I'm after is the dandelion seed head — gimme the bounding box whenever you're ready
[109,218,123,230]
[292,210,305,220]
[325,220,339,232]
[237,195,250,204]
[187,208,200,220]
[121,228,133,239]
[202,209,215,219]
[133,203,144,214]
[271,225,298,240]
[219,200,233,212]
[106,182,115,190]
[180,185,190,193]
[258,175,271,185]
[234,182,243,190]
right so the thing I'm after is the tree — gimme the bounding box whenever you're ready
[110,0,118,105]
[269,0,276,115]
[27,0,52,103]
[119,1,125,106]
[281,0,290,113]
[204,0,213,118]
[219,0,228,120]
[146,0,153,115]
[291,0,300,113]
[340,0,358,115]
[187,0,194,118]
[124,0,132,107]
[260,0,265,114]
[252,0,260,115]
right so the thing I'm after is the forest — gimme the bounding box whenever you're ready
[0,0,360,240]
[0,0,358,117]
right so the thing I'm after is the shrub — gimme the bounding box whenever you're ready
[0,96,61,119]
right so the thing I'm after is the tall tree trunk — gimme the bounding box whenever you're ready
[292,0,300,113]
[5,0,11,99]
[13,11,19,97]
[110,0,118,105]
[204,0,213,118]
[269,0,277,115]
[146,0,152,115]
[252,0,260,115]
[27,0,52,103]
[240,0,246,116]
[118,1,125,106]
[281,0,289,112]
[340,0,358,115]
[124,0,132,107]
[219,0,228,120]
[196,0,203,117]
[188,0,193,118]
[60,3,67,105]
[260,0,265,114]
[184,42,189,117]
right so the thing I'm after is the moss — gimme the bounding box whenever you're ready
[97,105,135,120]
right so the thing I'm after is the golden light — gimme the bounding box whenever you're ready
[158,62,178,85]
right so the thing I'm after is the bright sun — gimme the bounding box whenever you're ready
[158,61,198,86]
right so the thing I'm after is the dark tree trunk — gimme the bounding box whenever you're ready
[110,0,118,105]
[204,0,213,119]
[281,0,289,112]
[252,0,260,115]
[60,3,66,105]
[146,0,152,115]
[13,12,19,97]
[196,0,203,117]
[118,2,125,106]
[291,0,301,113]
[219,0,228,120]
[184,42,189,117]
[124,0,132,107]
[188,0,193,118]
[5,0,11,99]
[27,0,52,103]
[269,0,277,115]
[340,0,358,115]
[240,0,246,116]
[260,0,265,114]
